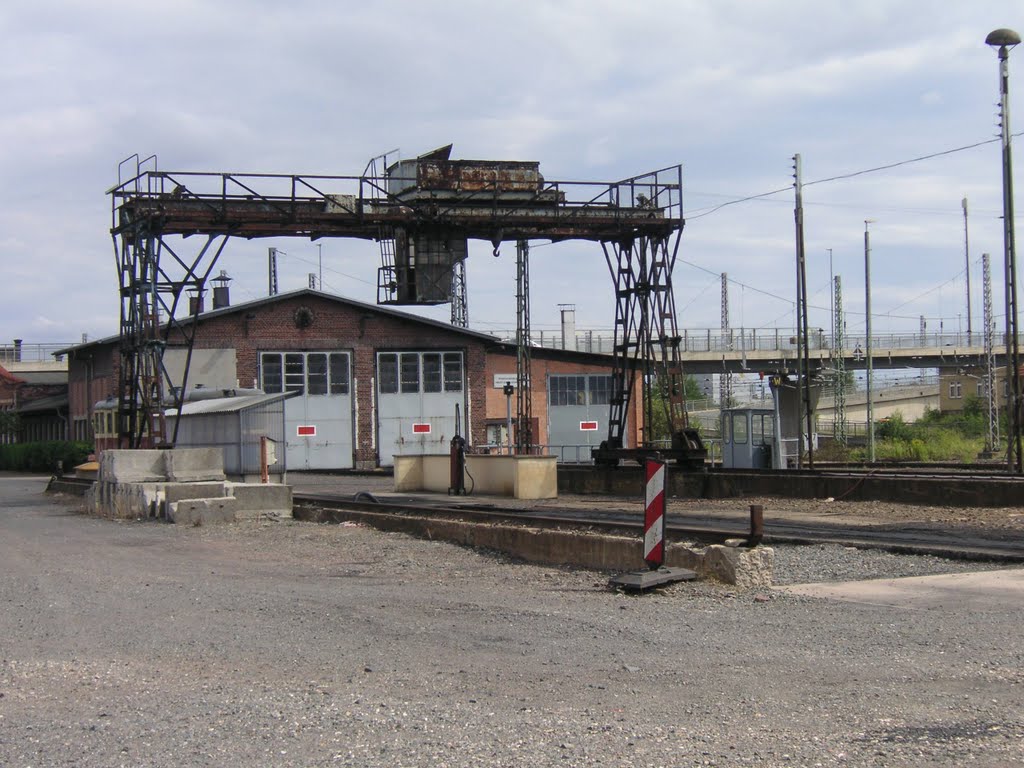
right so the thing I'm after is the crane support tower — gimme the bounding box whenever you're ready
[109,145,705,467]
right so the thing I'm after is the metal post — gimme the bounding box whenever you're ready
[987,28,1023,473]
[865,220,875,463]
[503,382,514,455]
[793,154,813,468]
[963,198,972,343]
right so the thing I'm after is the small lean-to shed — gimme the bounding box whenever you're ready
[167,390,294,481]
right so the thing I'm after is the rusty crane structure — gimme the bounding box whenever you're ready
[108,145,705,466]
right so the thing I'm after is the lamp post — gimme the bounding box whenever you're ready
[864,220,875,463]
[986,28,1022,473]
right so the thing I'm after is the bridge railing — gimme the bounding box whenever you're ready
[489,328,999,355]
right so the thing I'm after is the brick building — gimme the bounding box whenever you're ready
[0,363,69,444]
[60,289,639,469]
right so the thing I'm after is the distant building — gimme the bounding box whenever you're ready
[58,289,640,470]
[938,364,1013,413]
[0,361,68,444]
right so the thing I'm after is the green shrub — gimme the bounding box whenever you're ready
[0,441,93,472]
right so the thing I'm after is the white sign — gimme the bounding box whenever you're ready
[493,374,517,388]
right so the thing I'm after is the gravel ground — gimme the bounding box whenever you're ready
[2,474,1023,767]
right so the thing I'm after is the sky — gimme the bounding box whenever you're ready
[2,1,1021,347]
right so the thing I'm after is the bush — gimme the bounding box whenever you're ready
[0,441,93,472]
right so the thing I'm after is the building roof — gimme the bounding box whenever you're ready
[12,370,67,386]
[55,288,616,365]
[0,364,25,386]
[17,393,69,413]
[166,391,297,416]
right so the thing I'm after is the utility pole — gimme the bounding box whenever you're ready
[865,220,876,463]
[962,197,972,343]
[983,252,1000,454]
[793,154,813,468]
[833,275,847,445]
[720,272,733,407]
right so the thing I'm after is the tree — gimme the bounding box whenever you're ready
[645,374,705,443]
[0,410,18,440]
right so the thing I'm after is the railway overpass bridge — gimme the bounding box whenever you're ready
[513,329,995,376]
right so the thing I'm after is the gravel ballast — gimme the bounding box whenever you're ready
[2,474,1022,767]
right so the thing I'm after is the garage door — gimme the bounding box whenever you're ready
[547,374,615,462]
[260,351,354,470]
[377,351,465,466]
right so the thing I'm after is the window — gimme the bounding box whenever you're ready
[753,414,774,445]
[306,354,328,395]
[549,376,586,406]
[731,413,748,444]
[379,353,398,394]
[329,353,350,395]
[443,352,463,392]
[400,353,420,393]
[423,353,443,393]
[284,354,305,392]
[589,375,612,405]
[261,353,283,393]
[948,381,963,399]
[379,351,461,394]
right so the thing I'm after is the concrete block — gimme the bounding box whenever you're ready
[163,482,228,503]
[701,545,774,588]
[513,456,558,500]
[227,482,293,520]
[168,496,238,525]
[91,480,163,519]
[99,450,166,483]
[165,448,225,482]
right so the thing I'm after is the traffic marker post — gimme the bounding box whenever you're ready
[610,456,697,592]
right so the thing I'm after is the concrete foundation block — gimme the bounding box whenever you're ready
[227,482,293,520]
[701,545,774,588]
[168,496,238,526]
[163,482,228,503]
[165,448,225,483]
[99,450,166,483]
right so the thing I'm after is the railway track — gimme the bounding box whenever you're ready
[293,491,1024,564]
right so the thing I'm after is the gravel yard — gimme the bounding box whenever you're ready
[2,474,1022,767]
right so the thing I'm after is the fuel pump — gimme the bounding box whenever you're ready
[449,403,467,495]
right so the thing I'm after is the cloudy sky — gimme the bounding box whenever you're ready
[2,1,1021,347]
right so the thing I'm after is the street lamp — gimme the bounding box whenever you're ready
[986,28,1022,473]
[864,220,875,463]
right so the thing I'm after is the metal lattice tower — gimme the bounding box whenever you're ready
[112,154,230,448]
[720,272,733,407]
[268,247,279,296]
[983,252,1000,453]
[597,226,704,467]
[450,257,468,328]
[833,275,848,444]
[515,240,532,453]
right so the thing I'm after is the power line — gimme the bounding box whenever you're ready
[686,131,1024,221]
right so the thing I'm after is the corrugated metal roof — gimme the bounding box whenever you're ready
[167,391,295,416]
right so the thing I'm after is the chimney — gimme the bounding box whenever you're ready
[559,305,576,352]
[212,270,232,310]
[188,289,205,315]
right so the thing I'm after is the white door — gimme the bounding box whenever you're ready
[376,351,465,466]
[260,351,354,470]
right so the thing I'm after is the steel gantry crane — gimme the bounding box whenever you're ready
[109,145,705,466]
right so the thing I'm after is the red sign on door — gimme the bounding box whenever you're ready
[412,423,431,434]
[580,421,599,431]
[297,425,316,437]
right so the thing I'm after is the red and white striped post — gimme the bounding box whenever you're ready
[643,458,668,569]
